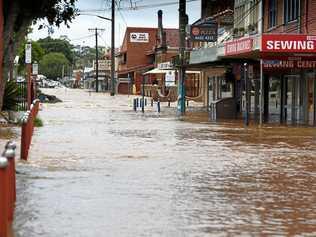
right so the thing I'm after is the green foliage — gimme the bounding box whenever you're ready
[74,46,107,69]
[2,80,20,111]
[3,1,78,30]
[34,117,44,127]
[40,52,70,80]
[38,37,74,63]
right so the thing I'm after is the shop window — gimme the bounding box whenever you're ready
[284,0,299,23]
[268,0,277,28]
[221,77,233,98]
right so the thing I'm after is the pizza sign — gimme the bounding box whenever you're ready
[190,19,218,42]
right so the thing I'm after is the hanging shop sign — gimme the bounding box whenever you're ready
[263,59,316,69]
[190,19,218,42]
[130,32,149,43]
[225,37,253,56]
[262,35,316,53]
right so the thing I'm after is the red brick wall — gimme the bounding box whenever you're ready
[264,0,316,34]
[118,27,157,73]
[305,0,316,34]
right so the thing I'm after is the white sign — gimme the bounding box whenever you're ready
[130,33,149,43]
[25,43,32,64]
[165,71,175,87]
[32,63,38,75]
[158,62,173,70]
[93,60,111,71]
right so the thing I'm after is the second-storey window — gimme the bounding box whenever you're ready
[269,0,277,28]
[284,0,299,23]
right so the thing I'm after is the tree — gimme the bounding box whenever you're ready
[39,52,69,80]
[0,0,77,110]
[38,36,74,63]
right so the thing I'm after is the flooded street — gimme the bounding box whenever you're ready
[14,88,316,237]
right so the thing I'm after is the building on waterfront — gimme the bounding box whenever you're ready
[188,0,316,126]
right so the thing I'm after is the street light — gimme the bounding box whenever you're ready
[78,10,115,96]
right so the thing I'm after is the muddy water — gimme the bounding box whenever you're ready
[14,89,316,237]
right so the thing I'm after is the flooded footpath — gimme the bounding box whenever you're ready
[14,88,316,237]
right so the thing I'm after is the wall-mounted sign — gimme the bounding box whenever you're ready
[158,62,173,70]
[130,32,149,43]
[190,19,218,42]
[25,43,32,64]
[262,35,316,53]
[263,59,316,69]
[165,71,175,87]
[225,37,253,56]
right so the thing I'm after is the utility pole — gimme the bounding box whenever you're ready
[177,0,188,116]
[110,0,115,96]
[89,28,105,93]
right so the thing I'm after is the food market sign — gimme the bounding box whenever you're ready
[190,19,218,42]
[225,37,253,55]
[262,35,316,53]
[130,32,149,43]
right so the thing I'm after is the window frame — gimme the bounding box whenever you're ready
[268,0,277,28]
[284,0,299,24]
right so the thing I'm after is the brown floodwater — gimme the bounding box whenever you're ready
[13,88,316,237]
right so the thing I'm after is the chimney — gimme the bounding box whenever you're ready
[157,10,167,49]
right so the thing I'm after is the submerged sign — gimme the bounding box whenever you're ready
[262,35,316,53]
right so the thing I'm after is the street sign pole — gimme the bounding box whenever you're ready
[25,42,32,109]
[177,0,187,116]
[110,0,115,96]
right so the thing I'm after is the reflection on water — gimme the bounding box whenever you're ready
[14,89,316,237]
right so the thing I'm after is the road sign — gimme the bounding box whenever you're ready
[32,63,38,75]
[25,43,32,64]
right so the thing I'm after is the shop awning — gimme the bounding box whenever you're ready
[144,68,200,75]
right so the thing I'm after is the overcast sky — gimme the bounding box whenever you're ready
[30,0,201,48]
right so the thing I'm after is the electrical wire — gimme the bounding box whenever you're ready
[115,1,128,26]
[79,0,199,13]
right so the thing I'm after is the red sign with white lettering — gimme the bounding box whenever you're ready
[225,38,253,55]
[262,35,316,53]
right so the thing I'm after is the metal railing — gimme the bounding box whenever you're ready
[16,81,27,111]
[0,141,17,237]
[20,99,40,161]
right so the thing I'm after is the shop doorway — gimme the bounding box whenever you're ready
[283,73,316,126]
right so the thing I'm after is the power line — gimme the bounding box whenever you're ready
[113,0,128,26]
[79,0,199,12]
